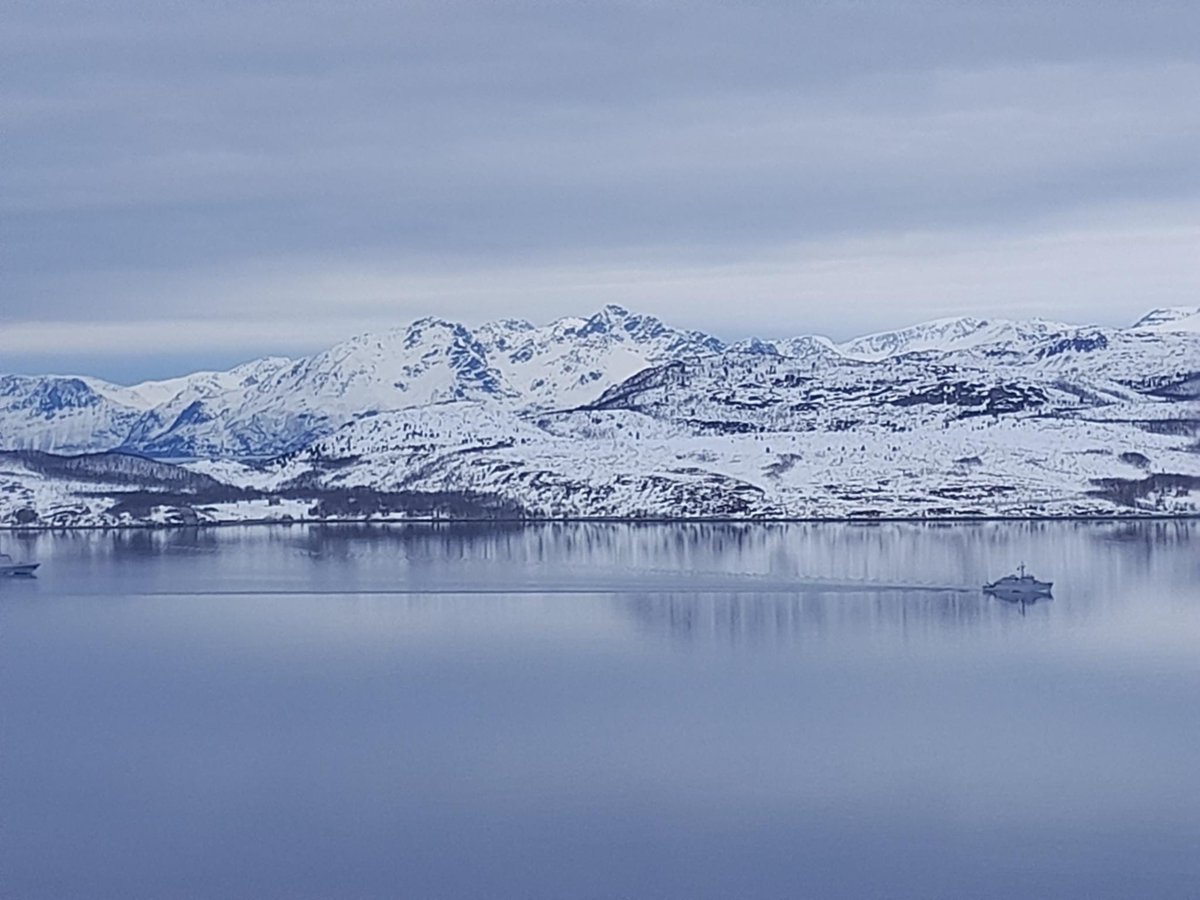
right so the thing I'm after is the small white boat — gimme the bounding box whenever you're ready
[0,552,39,577]
[983,563,1051,597]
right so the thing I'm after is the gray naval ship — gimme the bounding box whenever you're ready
[983,563,1052,599]
[0,552,39,577]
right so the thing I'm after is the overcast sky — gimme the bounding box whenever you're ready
[4,0,1199,382]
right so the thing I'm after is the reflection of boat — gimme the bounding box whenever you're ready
[0,553,39,577]
[983,563,1051,598]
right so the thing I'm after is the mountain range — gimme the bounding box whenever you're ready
[2,304,1197,525]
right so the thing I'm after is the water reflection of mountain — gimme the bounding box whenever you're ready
[14,520,1196,617]
[618,588,1024,645]
[273,519,1191,610]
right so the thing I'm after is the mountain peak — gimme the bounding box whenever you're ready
[595,304,633,319]
[405,315,471,339]
[578,304,635,337]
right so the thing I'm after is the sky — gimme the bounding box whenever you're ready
[4,0,1199,383]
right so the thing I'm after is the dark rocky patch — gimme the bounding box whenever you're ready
[1036,332,1108,357]
[301,488,525,520]
[892,382,1047,416]
[685,419,765,435]
[584,362,685,411]
[1,450,226,491]
[1088,473,1199,508]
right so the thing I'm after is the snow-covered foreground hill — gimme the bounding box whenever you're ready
[2,305,1197,525]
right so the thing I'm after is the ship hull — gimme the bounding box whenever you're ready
[984,582,1052,599]
[0,563,39,577]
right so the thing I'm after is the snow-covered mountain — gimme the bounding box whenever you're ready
[2,304,1197,524]
[0,359,297,455]
[0,375,145,454]
[2,305,727,458]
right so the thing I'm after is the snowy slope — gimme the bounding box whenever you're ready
[218,391,1195,521]
[1131,306,1200,333]
[128,320,512,457]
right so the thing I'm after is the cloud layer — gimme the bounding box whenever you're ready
[4,1,1199,380]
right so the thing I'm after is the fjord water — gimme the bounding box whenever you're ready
[1,523,1197,899]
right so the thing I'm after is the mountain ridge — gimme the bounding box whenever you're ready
[6,304,1195,459]
[2,303,1197,525]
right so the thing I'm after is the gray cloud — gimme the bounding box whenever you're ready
[3,0,1199,380]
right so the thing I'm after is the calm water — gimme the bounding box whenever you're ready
[1,522,1197,899]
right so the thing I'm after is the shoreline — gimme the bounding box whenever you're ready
[3,512,1198,532]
